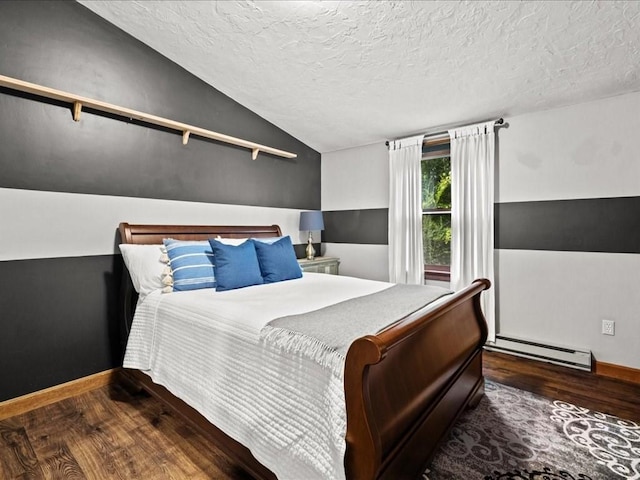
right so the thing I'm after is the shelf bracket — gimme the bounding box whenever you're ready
[73,101,82,122]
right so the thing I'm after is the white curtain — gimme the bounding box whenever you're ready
[388,134,425,284]
[449,122,496,342]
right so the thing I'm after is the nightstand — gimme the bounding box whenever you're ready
[298,256,340,275]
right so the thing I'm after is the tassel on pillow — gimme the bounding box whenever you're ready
[160,248,173,292]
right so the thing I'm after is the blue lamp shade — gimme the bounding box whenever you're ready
[299,211,324,231]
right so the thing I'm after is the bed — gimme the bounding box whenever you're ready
[118,222,490,480]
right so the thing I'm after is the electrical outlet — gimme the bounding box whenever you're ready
[602,319,615,336]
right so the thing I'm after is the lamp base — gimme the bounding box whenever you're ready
[305,236,316,260]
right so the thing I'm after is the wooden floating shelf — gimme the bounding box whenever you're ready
[0,74,297,160]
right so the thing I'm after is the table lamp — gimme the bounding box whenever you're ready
[299,211,324,260]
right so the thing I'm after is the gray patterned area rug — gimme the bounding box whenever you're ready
[424,380,640,480]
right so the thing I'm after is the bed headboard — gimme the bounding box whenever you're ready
[118,222,283,245]
[117,222,283,355]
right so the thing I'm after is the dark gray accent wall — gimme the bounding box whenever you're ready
[322,209,389,245]
[0,255,123,402]
[495,197,640,253]
[0,1,320,209]
[0,1,320,401]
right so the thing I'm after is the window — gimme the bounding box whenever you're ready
[421,137,451,281]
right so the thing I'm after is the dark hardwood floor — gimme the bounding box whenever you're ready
[1,352,638,479]
[483,351,640,423]
[0,382,253,480]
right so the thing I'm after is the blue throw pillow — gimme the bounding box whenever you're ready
[208,238,264,291]
[252,236,302,283]
[163,239,216,291]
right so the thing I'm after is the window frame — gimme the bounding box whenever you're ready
[421,137,451,282]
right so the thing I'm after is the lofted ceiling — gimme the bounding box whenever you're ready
[78,1,640,153]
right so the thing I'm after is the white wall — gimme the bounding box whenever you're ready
[497,249,640,368]
[322,142,389,281]
[497,91,640,369]
[321,142,389,211]
[0,188,310,261]
[497,92,640,203]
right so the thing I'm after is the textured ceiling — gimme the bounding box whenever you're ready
[79,1,640,153]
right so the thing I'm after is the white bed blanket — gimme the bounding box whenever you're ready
[124,273,393,479]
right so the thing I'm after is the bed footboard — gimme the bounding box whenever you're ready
[344,279,490,480]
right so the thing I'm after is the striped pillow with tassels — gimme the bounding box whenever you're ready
[162,239,216,292]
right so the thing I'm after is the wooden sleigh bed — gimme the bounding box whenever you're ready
[118,222,490,480]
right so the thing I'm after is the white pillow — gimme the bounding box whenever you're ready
[214,236,282,245]
[214,236,248,246]
[119,244,166,297]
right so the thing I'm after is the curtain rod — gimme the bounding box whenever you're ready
[385,117,504,146]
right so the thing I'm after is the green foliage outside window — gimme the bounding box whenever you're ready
[421,156,451,266]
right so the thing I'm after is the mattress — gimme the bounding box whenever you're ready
[123,273,450,479]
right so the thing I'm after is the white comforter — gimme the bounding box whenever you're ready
[124,273,393,479]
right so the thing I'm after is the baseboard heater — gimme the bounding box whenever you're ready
[484,335,592,371]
